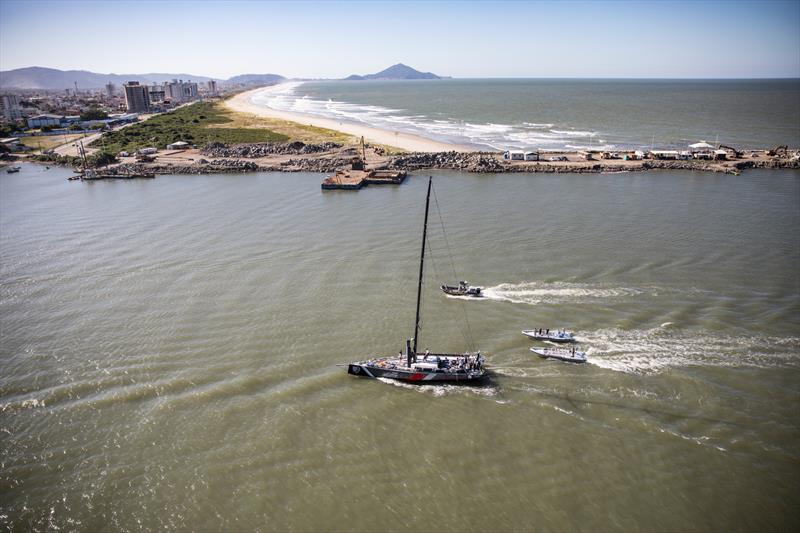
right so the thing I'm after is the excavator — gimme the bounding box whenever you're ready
[350,136,368,170]
[767,145,789,157]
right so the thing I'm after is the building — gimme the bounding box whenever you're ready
[105,82,116,98]
[123,81,150,113]
[164,79,199,103]
[107,113,139,126]
[0,94,23,122]
[1,137,25,151]
[504,150,525,161]
[650,150,680,160]
[207,80,218,96]
[166,141,190,150]
[27,114,63,128]
[148,84,166,103]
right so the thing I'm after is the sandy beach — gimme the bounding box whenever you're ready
[224,85,476,153]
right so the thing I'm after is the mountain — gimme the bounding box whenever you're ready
[344,63,443,80]
[225,73,285,86]
[0,67,216,90]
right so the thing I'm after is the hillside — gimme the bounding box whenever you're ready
[344,63,443,80]
[225,73,285,86]
[0,66,216,90]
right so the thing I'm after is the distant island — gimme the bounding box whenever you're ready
[343,63,444,81]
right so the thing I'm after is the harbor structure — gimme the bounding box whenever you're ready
[123,81,150,113]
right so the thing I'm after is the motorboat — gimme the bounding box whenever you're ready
[521,329,575,343]
[441,280,482,297]
[530,347,586,363]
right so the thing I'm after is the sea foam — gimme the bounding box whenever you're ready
[250,83,603,150]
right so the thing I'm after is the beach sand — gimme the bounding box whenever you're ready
[224,85,476,153]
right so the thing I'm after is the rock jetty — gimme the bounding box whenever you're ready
[387,152,504,172]
[39,139,800,177]
[201,141,342,158]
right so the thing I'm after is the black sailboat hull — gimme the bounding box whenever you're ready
[347,363,487,383]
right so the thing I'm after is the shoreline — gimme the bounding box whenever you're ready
[224,86,477,153]
[18,146,799,178]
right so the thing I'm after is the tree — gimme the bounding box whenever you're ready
[89,151,117,167]
[80,107,108,121]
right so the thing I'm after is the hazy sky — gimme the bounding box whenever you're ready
[1,0,798,79]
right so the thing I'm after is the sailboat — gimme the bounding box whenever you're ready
[344,177,487,383]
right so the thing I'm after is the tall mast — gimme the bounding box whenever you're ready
[412,176,432,355]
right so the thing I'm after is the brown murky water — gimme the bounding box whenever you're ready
[2,165,798,531]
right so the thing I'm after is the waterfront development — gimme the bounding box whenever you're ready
[2,164,798,530]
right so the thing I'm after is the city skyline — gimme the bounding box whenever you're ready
[0,0,798,80]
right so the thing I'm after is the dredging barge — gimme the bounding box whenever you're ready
[322,136,406,189]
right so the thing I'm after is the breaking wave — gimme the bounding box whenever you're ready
[250,82,609,151]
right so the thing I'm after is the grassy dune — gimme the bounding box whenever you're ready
[218,107,357,146]
[90,101,289,154]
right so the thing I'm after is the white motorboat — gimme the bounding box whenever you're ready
[530,346,586,363]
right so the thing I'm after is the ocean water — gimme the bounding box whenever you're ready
[251,79,800,150]
[1,164,799,531]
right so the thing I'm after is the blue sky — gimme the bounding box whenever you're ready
[1,0,798,78]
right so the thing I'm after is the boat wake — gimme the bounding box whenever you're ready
[376,377,498,397]
[581,327,800,374]
[480,281,651,305]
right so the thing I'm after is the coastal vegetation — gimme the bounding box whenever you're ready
[89,101,289,154]
[219,107,357,146]
[79,107,108,121]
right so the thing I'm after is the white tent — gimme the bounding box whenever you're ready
[689,141,714,149]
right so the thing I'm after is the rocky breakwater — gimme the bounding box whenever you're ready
[279,157,354,173]
[387,152,505,173]
[201,141,342,158]
[386,152,615,173]
[111,160,262,175]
